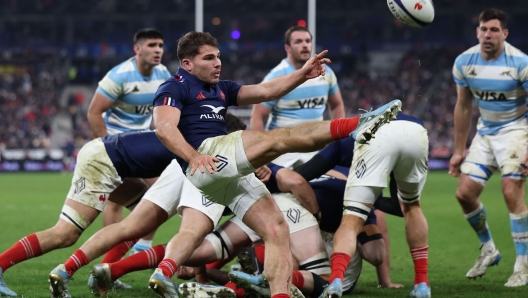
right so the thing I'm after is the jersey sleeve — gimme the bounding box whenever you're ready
[518,55,528,92]
[97,70,123,101]
[264,163,284,194]
[219,80,242,106]
[152,79,188,110]
[452,55,468,88]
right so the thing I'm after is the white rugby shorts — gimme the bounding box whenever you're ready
[463,125,528,178]
[186,131,270,218]
[66,138,122,211]
[229,192,318,242]
[345,121,429,204]
[143,159,225,226]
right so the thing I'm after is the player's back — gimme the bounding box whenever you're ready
[97,57,171,134]
[453,42,528,135]
[102,130,179,179]
[262,59,339,130]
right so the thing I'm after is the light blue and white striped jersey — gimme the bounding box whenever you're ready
[261,58,339,130]
[97,57,171,134]
[452,42,528,135]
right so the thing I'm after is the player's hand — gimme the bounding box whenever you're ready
[378,282,404,289]
[449,153,464,177]
[176,266,200,280]
[521,152,528,176]
[255,165,272,182]
[301,50,331,80]
[189,153,219,175]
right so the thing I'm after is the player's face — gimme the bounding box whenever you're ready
[285,31,312,64]
[186,45,221,84]
[136,38,164,66]
[477,19,508,57]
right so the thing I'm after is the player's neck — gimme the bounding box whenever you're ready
[287,56,303,69]
[480,43,505,61]
[136,57,155,76]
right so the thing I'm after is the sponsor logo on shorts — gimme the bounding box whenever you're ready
[287,208,301,224]
[74,177,86,194]
[355,159,367,178]
[215,155,229,172]
[202,195,214,207]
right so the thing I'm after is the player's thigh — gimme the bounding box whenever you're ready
[290,225,330,276]
[490,126,528,178]
[241,194,289,242]
[67,138,122,212]
[108,177,149,206]
[460,133,497,186]
[241,129,291,169]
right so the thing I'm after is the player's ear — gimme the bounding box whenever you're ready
[133,43,141,55]
[503,28,509,39]
[284,44,291,54]
[181,58,192,71]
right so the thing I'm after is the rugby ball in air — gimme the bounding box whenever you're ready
[387,0,435,28]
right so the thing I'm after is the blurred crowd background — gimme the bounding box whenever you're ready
[1,0,527,168]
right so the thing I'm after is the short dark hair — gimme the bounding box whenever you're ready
[225,113,247,133]
[177,31,219,61]
[479,8,508,29]
[284,26,312,45]
[133,28,164,44]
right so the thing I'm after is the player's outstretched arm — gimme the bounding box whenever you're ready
[275,167,320,215]
[449,85,473,177]
[154,106,218,175]
[236,50,331,106]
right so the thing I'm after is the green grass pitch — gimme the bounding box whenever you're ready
[0,171,526,297]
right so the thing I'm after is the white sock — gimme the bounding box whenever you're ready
[482,240,496,255]
[514,255,528,272]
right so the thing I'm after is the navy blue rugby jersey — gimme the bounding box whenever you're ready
[102,130,181,179]
[152,68,242,149]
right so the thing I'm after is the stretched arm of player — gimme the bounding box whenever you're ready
[154,106,218,175]
[449,85,473,177]
[236,50,331,106]
[249,104,272,131]
[327,90,345,119]
[87,91,115,137]
[294,154,335,182]
[275,167,320,215]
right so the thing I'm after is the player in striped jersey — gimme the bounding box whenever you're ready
[450,8,528,287]
[250,26,345,169]
[86,28,172,265]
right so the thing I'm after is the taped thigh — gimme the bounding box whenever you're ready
[204,230,234,260]
[460,161,493,186]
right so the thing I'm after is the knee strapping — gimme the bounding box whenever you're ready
[205,230,233,260]
[343,202,371,220]
[59,205,91,232]
[460,162,492,186]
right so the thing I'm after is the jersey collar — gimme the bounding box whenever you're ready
[177,67,215,91]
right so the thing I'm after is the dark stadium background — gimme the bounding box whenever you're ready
[0,0,526,171]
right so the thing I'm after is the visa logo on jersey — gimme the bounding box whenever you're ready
[297,97,326,109]
[135,104,153,115]
[474,91,507,101]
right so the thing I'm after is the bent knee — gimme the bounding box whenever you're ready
[262,217,290,242]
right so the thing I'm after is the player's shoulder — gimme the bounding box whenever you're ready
[454,45,480,66]
[504,42,528,65]
[153,63,171,76]
[157,73,188,93]
[265,59,293,79]
[323,63,335,74]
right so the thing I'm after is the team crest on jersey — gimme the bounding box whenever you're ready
[74,177,86,194]
[131,85,139,92]
[468,68,477,76]
[287,208,301,224]
[175,73,185,83]
[220,90,226,101]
